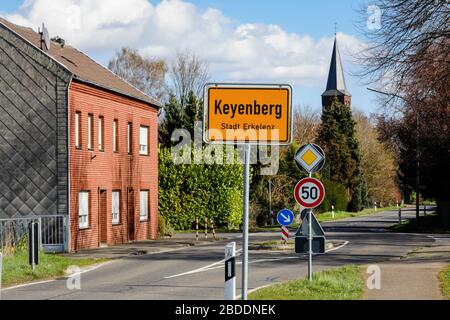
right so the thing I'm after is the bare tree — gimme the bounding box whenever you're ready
[108,47,168,102]
[357,0,449,102]
[170,50,210,106]
[292,105,321,144]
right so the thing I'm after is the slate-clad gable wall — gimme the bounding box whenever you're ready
[0,23,71,218]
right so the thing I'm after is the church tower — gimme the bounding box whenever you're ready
[322,35,351,109]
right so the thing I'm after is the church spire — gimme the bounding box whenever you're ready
[322,34,351,109]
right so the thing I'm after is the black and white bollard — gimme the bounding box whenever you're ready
[28,222,39,272]
[196,218,199,241]
[398,207,402,224]
[211,220,217,241]
[225,242,236,300]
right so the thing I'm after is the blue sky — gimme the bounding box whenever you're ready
[1,0,379,114]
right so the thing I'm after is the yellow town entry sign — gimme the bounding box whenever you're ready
[203,84,293,145]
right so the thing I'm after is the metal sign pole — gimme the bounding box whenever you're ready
[268,180,272,226]
[242,144,251,300]
[308,172,313,281]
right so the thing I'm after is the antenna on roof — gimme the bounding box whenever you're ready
[40,23,50,51]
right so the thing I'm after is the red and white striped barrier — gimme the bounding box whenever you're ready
[281,226,289,243]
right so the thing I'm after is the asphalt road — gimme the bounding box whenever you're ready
[1,208,441,300]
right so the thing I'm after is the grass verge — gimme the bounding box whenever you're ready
[249,265,364,300]
[176,207,398,235]
[175,226,280,235]
[1,251,108,288]
[317,206,398,223]
[252,240,294,247]
[390,214,450,234]
[439,265,450,300]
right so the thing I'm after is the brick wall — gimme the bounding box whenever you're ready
[69,81,159,251]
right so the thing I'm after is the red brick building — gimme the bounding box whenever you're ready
[0,18,160,252]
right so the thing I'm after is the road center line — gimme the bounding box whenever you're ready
[163,241,350,279]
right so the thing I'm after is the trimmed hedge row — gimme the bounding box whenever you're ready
[158,147,245,230]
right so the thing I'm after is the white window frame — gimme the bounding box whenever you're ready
[127,123,132,154]
[140,190,149,222]
[87,114,94,150]
[112,191,120,225]
[139,126,149,155]
[75,112,81,148]
[113,119,119,152]
[78,191,89,229]
[98,116,104,151]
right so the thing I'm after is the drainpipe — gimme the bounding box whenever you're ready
[65,75,73,253]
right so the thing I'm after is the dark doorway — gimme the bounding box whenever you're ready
[99,190,107,245]
[128,189,135,241]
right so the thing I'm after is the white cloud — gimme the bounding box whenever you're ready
[4,0,366,88]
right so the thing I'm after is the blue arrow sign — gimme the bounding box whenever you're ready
[277,209,295,226]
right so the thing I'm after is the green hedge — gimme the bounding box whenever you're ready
[158,146,245,230]
[319,179,348,212]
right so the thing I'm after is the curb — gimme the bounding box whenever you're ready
[249,240,344,251]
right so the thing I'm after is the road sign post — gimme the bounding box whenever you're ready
[203,83,293,300]
[242,144,251,300]
[225,242,236,300]
[277,209,294,244]
[294,144,326,282]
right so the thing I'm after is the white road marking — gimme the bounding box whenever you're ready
[1,260,115,292]
[164,241,350,279]
[164,249,243,279]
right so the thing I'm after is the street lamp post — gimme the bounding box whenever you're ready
[367,88,420,225]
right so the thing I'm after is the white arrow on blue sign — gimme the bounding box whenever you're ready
[277,209,295,226]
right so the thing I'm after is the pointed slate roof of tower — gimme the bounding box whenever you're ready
[322,36,351,97]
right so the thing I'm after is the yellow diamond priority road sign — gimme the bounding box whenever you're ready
[295,144,325,173]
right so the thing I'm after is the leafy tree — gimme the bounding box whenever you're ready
[354,111,400,205]
[358,0,450,225]
[318,98,365,212]
[159,94,185,146]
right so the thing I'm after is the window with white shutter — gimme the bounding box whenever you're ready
[78,192,89,229]
[140,190,149,221]
[113,119,119,152]
[127,123,133,154]
[75,112,81,148]
[88,114,94,150]
[98,116,104,151]
[139,126,149,155]
[112,191,120,225]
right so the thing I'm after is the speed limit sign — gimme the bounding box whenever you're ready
[294,178,325,208]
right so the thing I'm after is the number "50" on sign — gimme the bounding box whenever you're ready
[294,178,325,209]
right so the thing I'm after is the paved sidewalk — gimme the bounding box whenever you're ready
[67,234,234,259]
[363,244,450,300]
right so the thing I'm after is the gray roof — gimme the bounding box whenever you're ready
[0,17,162,108]
[322,36,351,97]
